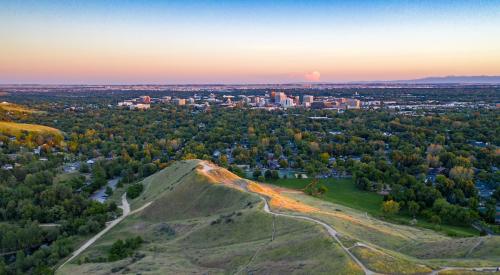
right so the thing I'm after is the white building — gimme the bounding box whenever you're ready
[346,99,361,109]
[275,92,287,105]
[130,103,150,110]
[282,97,295,108]
[173,98,186,106]
[303,95,314,104]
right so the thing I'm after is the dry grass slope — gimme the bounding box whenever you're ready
[0,121,61,137]
[350,245,432,274]
[58,160,363,274]
[57,160,500,274]
[0,102,40,114]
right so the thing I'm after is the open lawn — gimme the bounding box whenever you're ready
[268,178,383,215]
[268,178,478,237]
[54,171,83,184]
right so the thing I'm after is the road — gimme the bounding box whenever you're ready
[57,193,151,271]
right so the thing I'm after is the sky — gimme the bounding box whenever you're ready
[1,0,500,84]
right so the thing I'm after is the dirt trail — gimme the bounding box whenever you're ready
[260,197,375,275]
[198,161,500,275]
[430,266,500,275]
[198,161,374,275]
[57,193,151,271]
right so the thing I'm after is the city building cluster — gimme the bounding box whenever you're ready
[117,95,152,110]
[117,91,364,111]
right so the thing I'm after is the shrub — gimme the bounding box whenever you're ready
[108,236,143,262]
[126,183,144,199]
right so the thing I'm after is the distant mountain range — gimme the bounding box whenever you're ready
[375,75,500,84]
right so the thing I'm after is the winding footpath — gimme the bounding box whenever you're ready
[200,161,376,274]
[260,197,375,275]
[57,193,151,271]
[200,161,500,275]
[57,162,499,274]
[201,162,377,275]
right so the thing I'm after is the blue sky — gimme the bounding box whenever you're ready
[1,0,500,84]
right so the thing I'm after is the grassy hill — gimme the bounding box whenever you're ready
[0,121,62,138]
[58,160,500,274]
[269,178,478,237]
[59,160,363,274]
[0,102,40,114]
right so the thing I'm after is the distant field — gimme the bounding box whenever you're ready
[54,171,83,184]
[0,121,62,137]
[0,102,40,114]
[268,178,478,237]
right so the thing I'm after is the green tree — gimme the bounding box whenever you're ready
[408,201,420,218]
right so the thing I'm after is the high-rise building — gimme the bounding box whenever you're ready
[275,92,287,105]
[303,95,314,104]
[173,98,186,106]
[140,95,151,104]
[283,97,295,108]
[294,96,300,105]
[347,99,361,109]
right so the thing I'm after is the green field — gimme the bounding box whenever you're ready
[268,178,478,237]
[268,178,383,215]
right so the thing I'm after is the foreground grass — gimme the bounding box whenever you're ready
[268,178,478,237]
[59,162,363,274]
[350,246,432,274]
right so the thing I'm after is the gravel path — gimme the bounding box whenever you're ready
[57,193,151,271]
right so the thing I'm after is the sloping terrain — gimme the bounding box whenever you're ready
[58,160,362,274]
[0,102,40,114]
[58,160,500,274]
[270,189,500,269]
[0,121,62,137]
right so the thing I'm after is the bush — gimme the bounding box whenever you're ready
[108,236,143,262]
[264,170,272,179]
[126,183,144,199]
[252,169,261,179]
[381,200,400,216]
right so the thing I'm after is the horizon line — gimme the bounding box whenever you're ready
[2,75,500,87]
